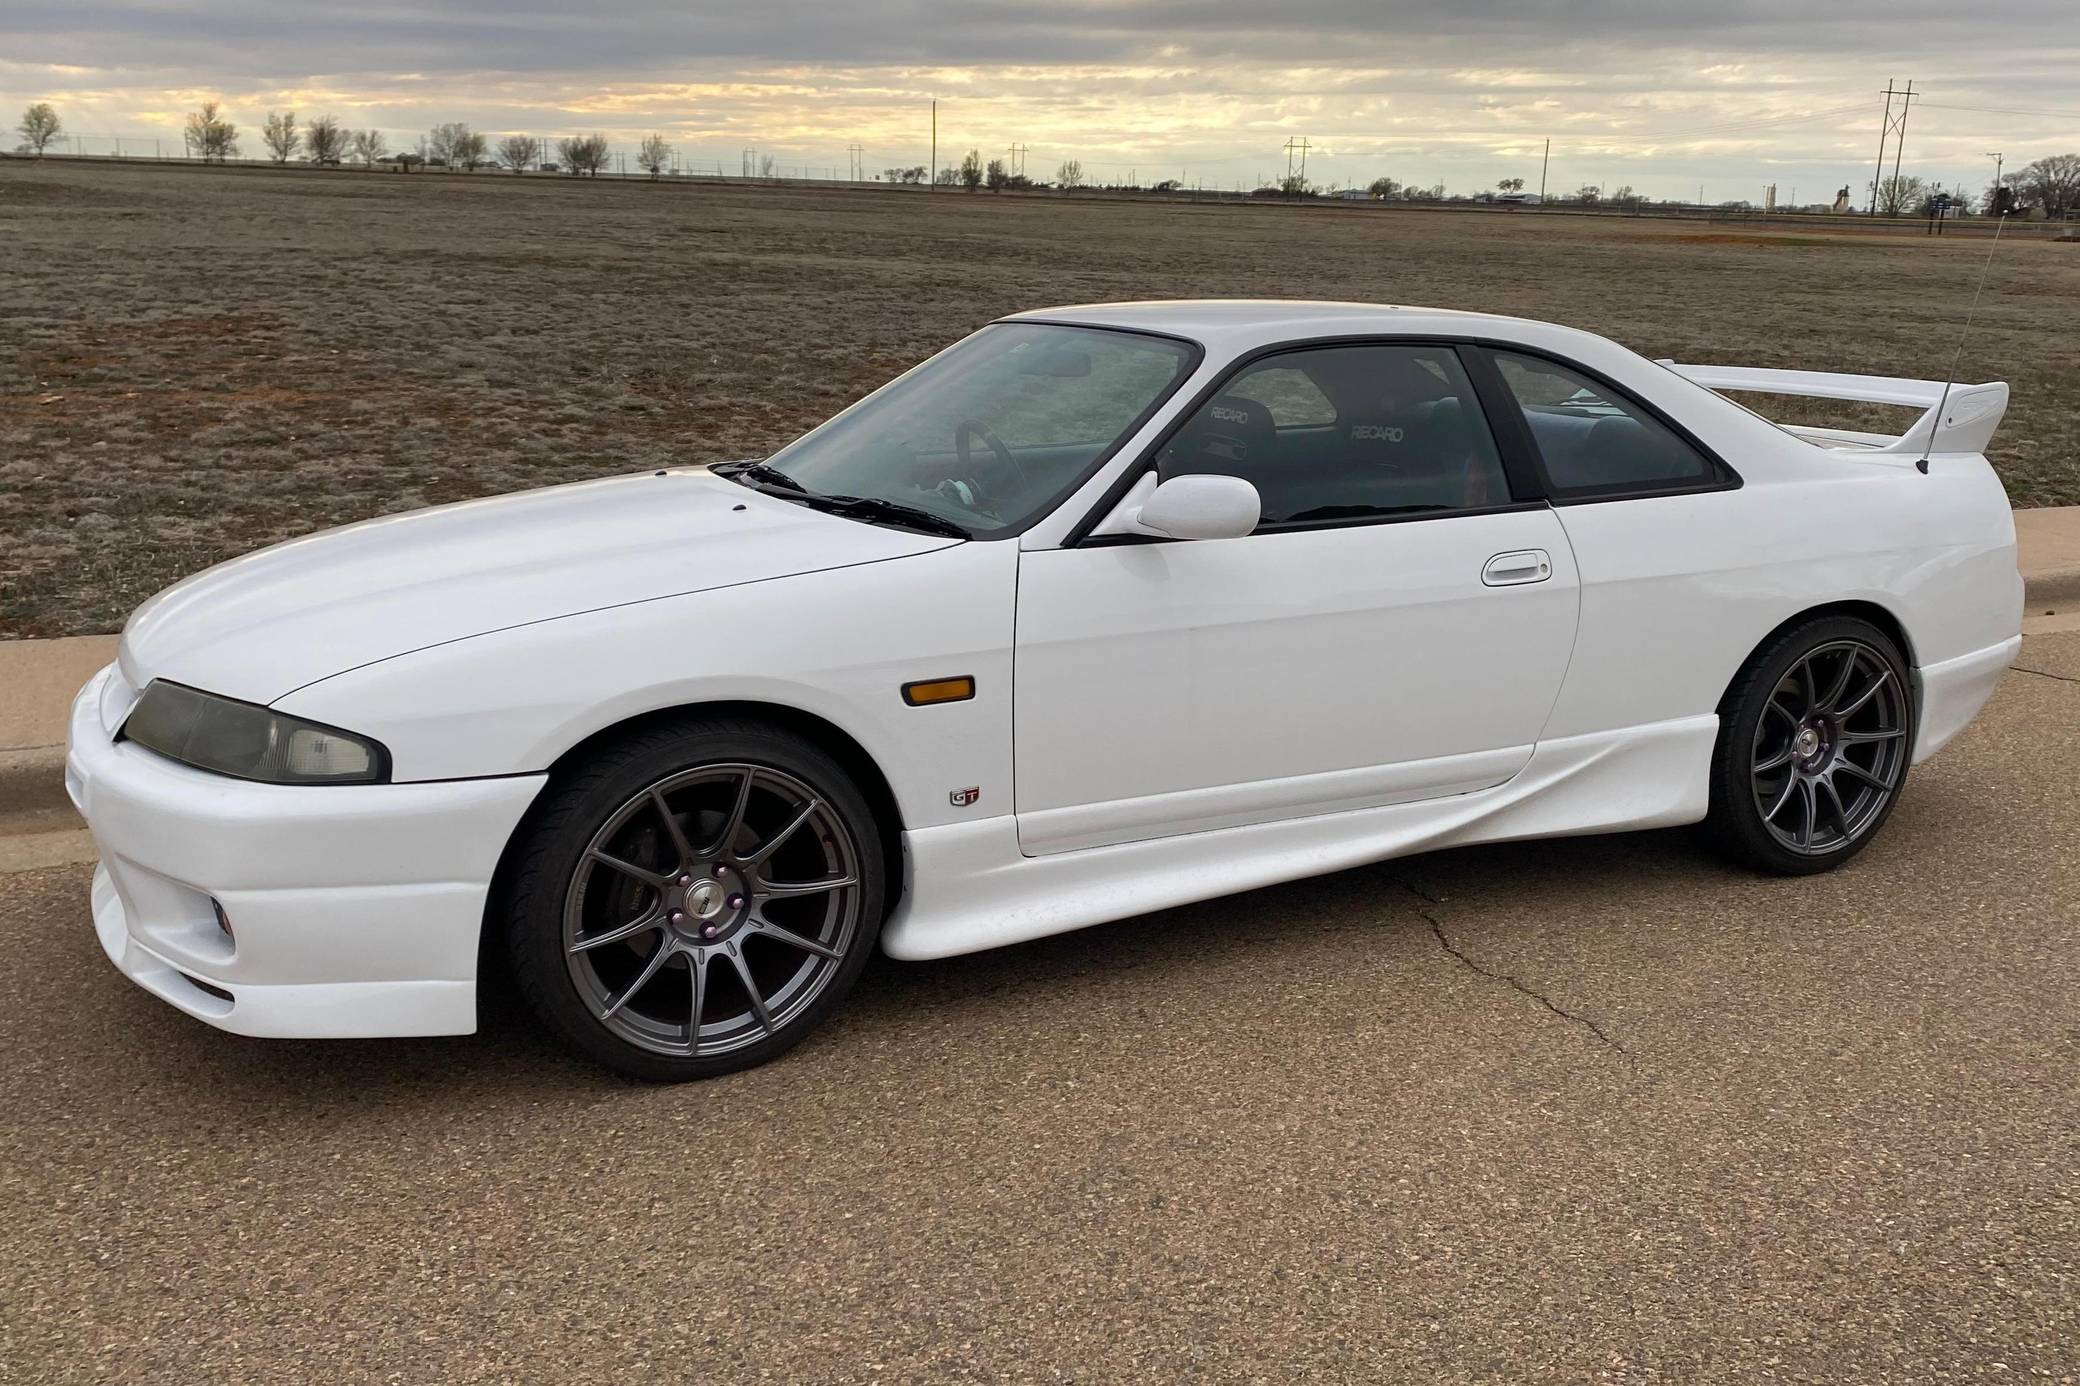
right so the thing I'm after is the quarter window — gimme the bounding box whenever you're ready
[1158,344,1513,530]
[1489,351,1715,494]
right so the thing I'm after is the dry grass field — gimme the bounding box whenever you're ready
[3,158,2077,638]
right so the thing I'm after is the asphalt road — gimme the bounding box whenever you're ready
[3,634,2076,1385]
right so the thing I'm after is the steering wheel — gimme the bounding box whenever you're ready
[955,418,1024,488]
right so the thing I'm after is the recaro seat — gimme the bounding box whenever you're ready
[1161,393,1280,506]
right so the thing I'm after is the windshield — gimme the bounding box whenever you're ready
[749,323,1198,537]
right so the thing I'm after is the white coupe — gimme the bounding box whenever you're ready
[67,301,2022,1079]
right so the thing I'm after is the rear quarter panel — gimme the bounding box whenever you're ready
[1540,440,2019,741]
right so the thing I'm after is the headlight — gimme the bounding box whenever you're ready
[120,681,389,785]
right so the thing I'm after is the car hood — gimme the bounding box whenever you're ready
[119,469,958,704]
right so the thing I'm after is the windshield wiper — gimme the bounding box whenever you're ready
[716,460,807,494]
[794,493,971,539]
[717,463,968,538]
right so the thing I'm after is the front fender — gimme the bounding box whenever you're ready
[275,543,1018,833]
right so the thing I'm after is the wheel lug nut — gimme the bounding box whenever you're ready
[668,910,687,925]
[727,893,746,910]
[676,874,693,887]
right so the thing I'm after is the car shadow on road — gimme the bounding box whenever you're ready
[70,825,1731,1118]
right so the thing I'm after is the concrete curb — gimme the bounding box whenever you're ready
[0,746,73,833]
[3,562,2078,838]
[2023,566,2080,613]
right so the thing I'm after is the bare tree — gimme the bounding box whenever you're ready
[1055,159,1083,189]
[1497,177,1525,193]
[1875,173,1926,218]
[261,110,300,164]
[497,135,537,172]
[2017,153,2080,219]
[758,153,776,179]
[350,129,388,166]
[934,165,959,186]
[426,122,458,167]
[305,114,349,165]
[638,133,672,178]
[1367,176,1400,198]
[428,122,486,169]
[881,165,926,183]
[557,134,612,177]
[959,149,983,189]
[183,102,238,162]
[17,103,61,156]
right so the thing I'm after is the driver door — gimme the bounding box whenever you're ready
[1011,340,1580,855]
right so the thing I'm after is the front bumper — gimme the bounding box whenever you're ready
[67,665,545,1038]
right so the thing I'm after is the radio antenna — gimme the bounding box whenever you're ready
[1920,208,2010,473]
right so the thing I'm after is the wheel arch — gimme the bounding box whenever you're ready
[479,699,908,993]
[1718,599,1918,715]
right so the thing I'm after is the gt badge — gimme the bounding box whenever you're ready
[949,786,981,808]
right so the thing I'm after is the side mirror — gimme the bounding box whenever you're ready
[1123,474,1260,541]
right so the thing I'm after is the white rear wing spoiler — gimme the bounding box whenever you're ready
[1659,362,2008,456]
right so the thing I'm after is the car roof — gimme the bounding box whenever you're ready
[1001,299,1599,358]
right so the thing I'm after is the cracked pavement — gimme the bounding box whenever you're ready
[2,631,2075,1383]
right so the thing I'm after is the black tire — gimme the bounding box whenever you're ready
[505,717,886,1081]
[1702,614,1915,876]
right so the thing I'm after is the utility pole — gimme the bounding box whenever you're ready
[930,101,936,188]
[847,143,863,180]
[1008,142,1028,177]
[1870,78,1916,214]
[1283,136,1311,188]
[1986,150,2004,208]
[1539,138,1550,202]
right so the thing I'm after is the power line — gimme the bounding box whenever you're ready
[1919,100,2080,120]
[1309,102,1873,158]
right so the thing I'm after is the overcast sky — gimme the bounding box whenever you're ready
[5,1,2075,201]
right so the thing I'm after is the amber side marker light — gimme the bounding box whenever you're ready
[902,676,975,706]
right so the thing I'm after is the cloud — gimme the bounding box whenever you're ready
[4,0,2074,198]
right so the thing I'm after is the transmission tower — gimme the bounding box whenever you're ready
[1283,136,1312,186]
[1869,79,1916,214]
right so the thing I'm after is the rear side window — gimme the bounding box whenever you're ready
[1490,351,1715,497]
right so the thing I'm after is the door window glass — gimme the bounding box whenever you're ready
[1158,344,1512,529]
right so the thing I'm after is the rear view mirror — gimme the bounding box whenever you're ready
[1132,474,1260,541]
[1019,349,1092,378]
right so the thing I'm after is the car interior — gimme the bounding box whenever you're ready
[1159,345,1514,527]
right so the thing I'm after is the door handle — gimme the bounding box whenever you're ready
[1482,549,1552,587]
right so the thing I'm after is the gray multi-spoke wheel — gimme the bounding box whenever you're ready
[506,720,885,1080]
[1705,615,1914,875]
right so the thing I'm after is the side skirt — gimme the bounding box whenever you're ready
[881,715,1717,960]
